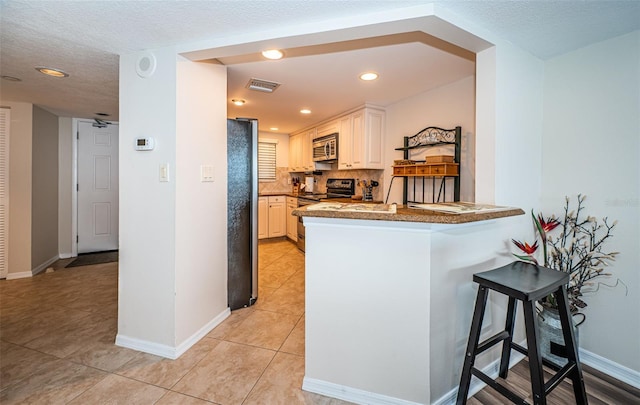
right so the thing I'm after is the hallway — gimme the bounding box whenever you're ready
[0,239,349,404]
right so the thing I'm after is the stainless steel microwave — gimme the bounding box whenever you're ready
[312,133,338,162]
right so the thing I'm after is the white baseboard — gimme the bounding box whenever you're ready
[6,271,34,280]
[115,307,231,359]
[6,255,60,279]
[174,308,231,358]
[580,348,640,390]
[32,255,60,276]
[59,253,74,259]
[115,334,179,359]
[302,377,424,405]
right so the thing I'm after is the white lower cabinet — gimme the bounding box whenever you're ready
[286,197,298,241]
[259,196,286,239]
[268,196,286,237]
[258,197,268,239]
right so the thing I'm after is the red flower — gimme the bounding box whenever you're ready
[512,239,539,254]
[537,214,560,233]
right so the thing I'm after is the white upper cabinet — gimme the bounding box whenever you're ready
[290,105,385,172]
[338,106,385,170]
[289,128,315,172]
[302,128,315,171]
[316,120,339,139]
[288,132,303,172]
[338,114,353,169]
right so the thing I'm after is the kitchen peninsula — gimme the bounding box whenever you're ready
[294,203,524,404]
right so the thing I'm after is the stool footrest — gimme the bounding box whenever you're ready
[477,331,510,354]
[511,342,528,356]
[471,367,529,405]
[545,362,577,395]
[510,342,565,372]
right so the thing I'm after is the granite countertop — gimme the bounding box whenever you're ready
[293,203,524,224]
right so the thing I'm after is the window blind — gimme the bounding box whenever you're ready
[258,141,277,181]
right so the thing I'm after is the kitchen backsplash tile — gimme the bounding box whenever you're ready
[313,169,385,201]
[259,167,386,201]
[258,167,292,194]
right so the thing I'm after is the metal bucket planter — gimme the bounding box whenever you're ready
[536,307,585,366]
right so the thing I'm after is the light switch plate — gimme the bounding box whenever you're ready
[201,165,214,182]
[159,163,169,182]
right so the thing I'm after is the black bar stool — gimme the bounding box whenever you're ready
[456,261,588,405]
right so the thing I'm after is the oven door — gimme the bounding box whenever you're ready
[296,198,316,252]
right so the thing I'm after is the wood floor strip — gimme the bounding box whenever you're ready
[470,359,640,404]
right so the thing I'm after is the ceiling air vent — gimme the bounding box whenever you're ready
[246,78,281,93]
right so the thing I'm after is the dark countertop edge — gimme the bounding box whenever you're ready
[292,205,525,224]
[258,193,383,204]
[259,192,300,198]
[260,192,336,198]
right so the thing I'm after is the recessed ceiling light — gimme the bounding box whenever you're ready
[300,109,311,114]
[359,72,379,81]
[1,75,22,82]
[35,66,69,78]
[232,99,246,106]
[261,49,284,60]
[270,127,279,131]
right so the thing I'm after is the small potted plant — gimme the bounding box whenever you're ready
[512,194,622,364]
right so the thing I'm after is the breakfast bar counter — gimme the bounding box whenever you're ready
[295,203,525,404]
[293,202,523,224]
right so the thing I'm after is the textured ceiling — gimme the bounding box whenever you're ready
[1,1,638,130]
[442,1,640,59]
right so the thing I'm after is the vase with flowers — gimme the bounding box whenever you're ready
[512,194,621,365]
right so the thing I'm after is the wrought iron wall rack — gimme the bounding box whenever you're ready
[387,126,461,204]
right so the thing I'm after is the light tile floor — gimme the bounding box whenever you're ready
[0,239,351,404]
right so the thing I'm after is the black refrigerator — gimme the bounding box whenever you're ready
[227,118,258,310]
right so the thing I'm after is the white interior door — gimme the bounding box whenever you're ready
[0,108,9,278]
[77,121,119,253]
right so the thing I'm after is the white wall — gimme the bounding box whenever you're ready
[175,57,229,346]
[542,30,640,373]
[429,216,529,402]
[425,9,545,401]
[118,48,230,357]
[492,44,544,209]
[1,100,32,277]
[58,117,73,257]
[31,106,59,268]
[384,75,476,204]
[118,47,179,349]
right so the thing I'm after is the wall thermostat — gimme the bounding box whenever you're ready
[135,137,155,151]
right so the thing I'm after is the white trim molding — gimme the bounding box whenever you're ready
[31,255,60,276]
[580,348,640,390]
[6,271,33,280]
[115,308,230,359]
[174,308,231,358]
[303,377,424,405]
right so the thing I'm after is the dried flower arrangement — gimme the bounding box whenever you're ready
[512,194,623,315]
